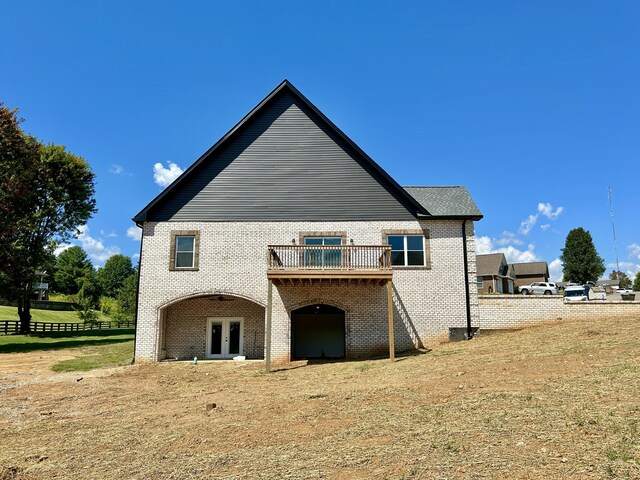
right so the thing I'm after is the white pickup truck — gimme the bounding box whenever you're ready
[519,282,559,295]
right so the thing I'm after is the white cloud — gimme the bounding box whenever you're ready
[127,226,142,241]
[54,243,73,256]
[537,202,564,220]
[153,161,183,188]
[495,231,524,247]
[540,224,551,231]
[109,164,124,175]
[628,243,640,260]
[475,236,540,263]
[475,236,494,255]
[76,225,120,265]
[518,214,538,235]
[100,229,117,238]
[549,258,563,282]
[608,261,640,278]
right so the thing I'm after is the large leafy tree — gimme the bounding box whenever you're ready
[609,270,631,289]
[560,227,606,284]
[54,246,94,294]
[98,254,134,298]
[0,104,96,333]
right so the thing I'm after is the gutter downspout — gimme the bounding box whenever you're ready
[462,220,473,340]
[131,222,144,364]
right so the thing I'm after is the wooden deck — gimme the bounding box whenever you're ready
[266,245,392,286]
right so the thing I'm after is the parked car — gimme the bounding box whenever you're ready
[564,285,589,302]
[616,287,632,294]
[520,282,559,295]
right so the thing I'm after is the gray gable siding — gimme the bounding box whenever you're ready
[148,91,418,222]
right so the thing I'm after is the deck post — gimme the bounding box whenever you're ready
[387,280,395,362]
[265,279,273,373]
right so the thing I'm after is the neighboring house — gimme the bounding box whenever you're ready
[510,261,550,287]
[132,80,483,366]
[476,253,515,294]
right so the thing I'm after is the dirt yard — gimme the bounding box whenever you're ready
[1,317,639,480]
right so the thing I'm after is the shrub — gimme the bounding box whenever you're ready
[48,292,78,303]
[99,296,118,316]
[76,296,99,324]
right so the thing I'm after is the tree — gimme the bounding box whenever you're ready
[0,106,96,333]
[560,228,605,284]
[116,272,138,321]
[633,272,640,292]
[610,270,631,289]
[54,246,94,294]
[98,254,134,298]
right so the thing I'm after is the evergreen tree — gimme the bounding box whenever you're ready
[116,272,138,320]
[54,246,94,295]
[633,272,640,292]
[560,228,605,284]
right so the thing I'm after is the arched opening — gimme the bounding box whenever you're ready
[291,304,345,360]
[159,293,265,360]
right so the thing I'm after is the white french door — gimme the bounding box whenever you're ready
[206,317,244,359]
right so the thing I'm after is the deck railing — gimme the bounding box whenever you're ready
[267,245,392,271]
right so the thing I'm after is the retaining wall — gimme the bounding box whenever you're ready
[479,295,640,330]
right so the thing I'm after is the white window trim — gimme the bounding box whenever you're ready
[390,234,426,267]
[175,235,196,269]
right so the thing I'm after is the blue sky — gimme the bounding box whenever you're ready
[2,1,639,281]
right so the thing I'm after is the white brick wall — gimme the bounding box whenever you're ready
[135,219,479,362]
[479,295,640,329]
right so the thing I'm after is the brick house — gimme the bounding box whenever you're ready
[509,261,550,287]
[476,253,515,294]
[132,81,483,368]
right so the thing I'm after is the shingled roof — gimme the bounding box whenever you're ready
[510,262,549,278]
[476,253,507,276]
[404,186,483,220]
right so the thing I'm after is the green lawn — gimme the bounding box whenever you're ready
[51,339,134,372]
[0,304,112,323]
[0,328,134,354]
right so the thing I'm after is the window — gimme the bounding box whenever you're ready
[387,234,425,267]
[477,278,484,288]
[170,230,200,270]
[303,236,343,267]
[175,236,195,268]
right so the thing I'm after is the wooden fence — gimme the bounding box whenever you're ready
[0,320,135,335]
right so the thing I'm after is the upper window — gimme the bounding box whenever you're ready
[175,236,195,268]
[170,231,200,271]
[387,234,425,267]
[303,236,343,267]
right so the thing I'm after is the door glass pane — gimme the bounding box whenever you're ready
[323,238,341,245]
[304,238,323,245]
[228,321,241,355]
[210,323,222,355]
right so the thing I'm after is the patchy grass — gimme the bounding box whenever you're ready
[0,305,111,323]
[0,316,639,479]
[0,329,134,354]
[51,340,134,372]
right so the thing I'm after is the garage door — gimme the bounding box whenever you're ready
[292,304,345,359]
